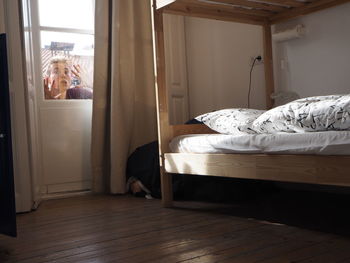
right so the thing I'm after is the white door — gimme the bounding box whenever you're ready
[28,0,95,196]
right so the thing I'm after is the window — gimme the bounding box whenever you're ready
[38,0,94,100]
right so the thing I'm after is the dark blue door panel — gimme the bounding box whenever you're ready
[0,34,17,237]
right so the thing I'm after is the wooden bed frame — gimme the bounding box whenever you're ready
[151,0,350,207]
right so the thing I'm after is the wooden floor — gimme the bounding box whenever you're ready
[1,193,350,263]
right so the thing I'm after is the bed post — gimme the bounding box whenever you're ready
[263,23,275,109]
[152,1,173,207]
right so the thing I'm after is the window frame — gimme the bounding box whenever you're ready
[30,0,95,104]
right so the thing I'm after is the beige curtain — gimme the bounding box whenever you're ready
[92,0,158,193]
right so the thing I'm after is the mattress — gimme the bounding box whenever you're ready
[169,131,350,155]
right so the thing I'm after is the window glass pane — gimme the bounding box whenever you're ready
[41,31,94,56]
[38,0,94,30]
[40,31,94,100]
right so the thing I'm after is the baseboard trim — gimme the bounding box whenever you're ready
[41,190,92,201]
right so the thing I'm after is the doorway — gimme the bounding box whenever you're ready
[22,0,95,199]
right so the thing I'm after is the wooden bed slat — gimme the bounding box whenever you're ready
[157,0,350,26]
[157,0,350,25]
[178,0,276,16]
[165,153,350,187]
[163,2,268,25]
[270,0,350,23]
[256,0,307,8]
[210,0,288,12]
[207,0,290,12]
[157,0,306,10]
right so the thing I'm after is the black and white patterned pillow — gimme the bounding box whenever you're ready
[252,94,350,133]
[195,108,265,135]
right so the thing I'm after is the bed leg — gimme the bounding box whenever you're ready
[161,169,173,207]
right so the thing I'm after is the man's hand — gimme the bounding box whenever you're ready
[44,78,62,99]
[43,77,53,99]
[71,64,81,80]
[71,64,92,89]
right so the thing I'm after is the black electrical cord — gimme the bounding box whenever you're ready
[248,56,261,108]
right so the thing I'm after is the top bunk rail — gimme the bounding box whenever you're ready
[155,0,350,25]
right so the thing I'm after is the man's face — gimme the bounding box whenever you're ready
[49,61,72,94]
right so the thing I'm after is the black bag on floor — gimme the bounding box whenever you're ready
[126,141,185,199]
[126,141,274,201]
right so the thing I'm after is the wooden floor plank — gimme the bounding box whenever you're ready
[23,217,233,263]
[10,210,225,261]
[1,194,350,263]
[258,237,350,263]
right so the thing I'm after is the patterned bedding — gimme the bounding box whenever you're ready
[195,94,350,135]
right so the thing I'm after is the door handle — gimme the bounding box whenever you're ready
[0,133,5,139]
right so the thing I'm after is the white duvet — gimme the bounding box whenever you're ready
[170,131,350,155]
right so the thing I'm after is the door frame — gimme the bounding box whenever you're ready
[22,0,94,197]
[2,0,34,213]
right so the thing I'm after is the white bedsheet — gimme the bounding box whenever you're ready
[169,131,350,155]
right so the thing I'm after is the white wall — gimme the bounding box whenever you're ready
[183,3,350,118]
[185,17,266,118]
[273,3,350,98]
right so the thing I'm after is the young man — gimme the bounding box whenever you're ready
[44,56,93,100]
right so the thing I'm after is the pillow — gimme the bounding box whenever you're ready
[195,108,265,135]
[252,94,350,133]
